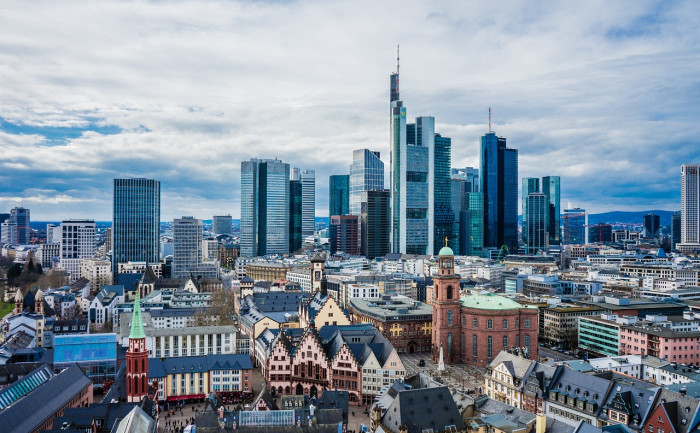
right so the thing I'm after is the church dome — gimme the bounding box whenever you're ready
[438,246,454,256]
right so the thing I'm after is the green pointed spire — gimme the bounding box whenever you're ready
[129,290,146,339]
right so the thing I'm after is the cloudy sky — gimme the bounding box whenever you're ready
[1,0,698,221]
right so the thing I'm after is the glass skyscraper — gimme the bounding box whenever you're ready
[292,168,315,237]
[361,189,390,259]
[480,132,518,253]
[172,216,203,278]
[10,207,30,245]
[521,178,539,246]
[525,193,548,254]
[240,159,290,257]
[329,175,349,217]
[466,192,484,256]
[349,150,384,216]
[112,178,161,280]
[451,178,469,255]
[289,179,302,253]
[212,215,232,235]
[433,134,454,254]
[563,208,586,245]
[542,176,561,246]
[451,167,479,192]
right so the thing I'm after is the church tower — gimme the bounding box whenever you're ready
[431,241,461,363]
[126,291,149,403]
[13,289,23,315]
[34,289,44,315]
[310,253,325,292]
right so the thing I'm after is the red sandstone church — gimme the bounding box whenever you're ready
[431,245,539,366]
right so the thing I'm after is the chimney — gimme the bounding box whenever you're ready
[680,388,687,396]
[536,414,547,433]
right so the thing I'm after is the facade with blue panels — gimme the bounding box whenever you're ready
[349,149,384,216]
[328,174,349,217]
[542,176,561,245]
[112,178,160,280]
[54,333,117,383]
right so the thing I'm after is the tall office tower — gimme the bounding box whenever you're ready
[521,178,540,246]
[172,216,203,278]
[542,176,561,246]
[329,215,360,255]
[643,213,660,238]
[289,179,303,253]
[681,164,700,249]
[292,168,316,237]
[672,211,681,248]
[10,207,30,244]
[329,175,350,217]
[112,178,161,280]
[451,178,469,255]
[433,134,454,255]
[104,228,112,254]
[480,131,518,253]
[562,208,586,245]
[525,193,548,254]
[212,215,233,235]
[46,224,61,244]
[1,222,17,245]
[0,213,9,224]
[466,192,484,256]
[241,159,290,257]
[59,219,97,282]
[451,167,480,192]
[350,150,384,216]
[361,190,390,259]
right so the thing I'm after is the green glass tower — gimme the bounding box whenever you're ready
[329,175,349,217]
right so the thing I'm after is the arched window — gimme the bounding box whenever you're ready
[503,319,508,329]
[435,311,438,325]
[446,285,453,299]
[503,336,508,348]
[447,310,453,326]
[462,316,466,326]
[525,335,531,353]
[525,318,531,328]
[487,336,493,358]
[462,333,466,354]
[447,333,453,356]
[472,335,478,357]
[487,319,493,329]
[473,318,478,328]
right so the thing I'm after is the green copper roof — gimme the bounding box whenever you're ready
[438,246,454,256]
[129,291,146,339]
[460,293,527,310]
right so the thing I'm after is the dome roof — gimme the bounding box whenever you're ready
[460,293,528,310]
[438,246,454,256]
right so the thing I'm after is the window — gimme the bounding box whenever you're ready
[525,318,531,328]
[462,333,465,354]
[525,335,530,353]
[503,336,508,348]
[447,311,453,326]
[473,318,478,328]
[487,336,493,358]
[487,320,493,329]
[473,335,478,357]
[503,319,508,329]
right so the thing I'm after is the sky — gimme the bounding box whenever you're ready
[1,0,699,221]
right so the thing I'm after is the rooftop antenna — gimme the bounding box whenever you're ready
[397,44,400,76]
[489,107,492,133]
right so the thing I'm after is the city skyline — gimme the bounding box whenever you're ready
[1,1,699,220]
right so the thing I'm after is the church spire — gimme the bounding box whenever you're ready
[129,291,145,339]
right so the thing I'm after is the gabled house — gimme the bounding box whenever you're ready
[546,366,613,427]
[484,350,536,409]
[642,389,700,433]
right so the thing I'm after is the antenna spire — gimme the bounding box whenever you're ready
[489,107,491,133]
[397,44,400,75]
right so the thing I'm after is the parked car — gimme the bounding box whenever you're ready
[418,359,426,367]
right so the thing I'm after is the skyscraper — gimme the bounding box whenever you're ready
[451,167,479,192]
[680,164,700,249]
[521,178,540,246]
[480,131,518,253]
[433,134,454,254]
[289,179,302,253]
[541,176,561,246]
[563,208,586,245]
[525,193,547,254]
[10,207,30,244]
[112,178,161,280]
[643,213,660,238]
[361,189,390,259]
[329,215,360,255]
[59,219,96,282]
[212,215,232,235]
[172,216,203,278]
[241,159,290,257]
[451,177,469,255]
[466,192,484,256]
[292,168,315,237]
[349,150,384,216]
[329,175,349,217]
[672,210,681,249]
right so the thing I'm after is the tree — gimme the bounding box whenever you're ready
[7,263,22,285]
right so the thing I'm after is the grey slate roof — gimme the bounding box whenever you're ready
[489,351,534,381]
[649,388,700,433]
[148,354,253,378]
[380,386,465,433]
[573,421,604,433]
[549,366,613,418]
[0,364,92,433]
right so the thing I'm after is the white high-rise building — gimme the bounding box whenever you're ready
[59,220,97,282]
[292,168,315,237]
[1,222,17,245]
[172,216,203,278]
[46,224,61,244]
[680,164,700,251]
[80,257,113,291]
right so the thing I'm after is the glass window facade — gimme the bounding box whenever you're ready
[172,217,203,278]
[350,150,384,216]
[329,175,350,217]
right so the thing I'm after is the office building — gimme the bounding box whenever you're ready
[588,223,613,244]
[349,149,384,216]
[525,193,548,254]
[240,158,290,257]
[451,167,479,192]
[289,179,302,253]
[451,177,469,255]
[112,178,161,280]
[644,213,660,238]
[466,192,484,256]
[212,214,232,235]
[433,134,454,254]
[542,176,561,245]
[563,208,586,245]
[46,223,60,244]
[328,174,349,217]
[10,207,30,244]
[80,258,112,291]
[680,164,700,249]
[172,216,203,278]
[292,167,315,237]
[360,189,390,259]
[0,212,9,224]
[330,215,360,255]
[480,131,518,253]
[521,178,540,246]
[672,210,681,248]
[59,219,97,282]
[1,222,17,245]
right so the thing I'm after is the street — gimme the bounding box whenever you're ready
[537,346,578,362]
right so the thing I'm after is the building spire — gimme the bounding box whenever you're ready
[396,44,400,77]
[489,107,491,133]
[129,290,146,339]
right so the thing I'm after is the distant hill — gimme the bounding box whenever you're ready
[587,210,675,226]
